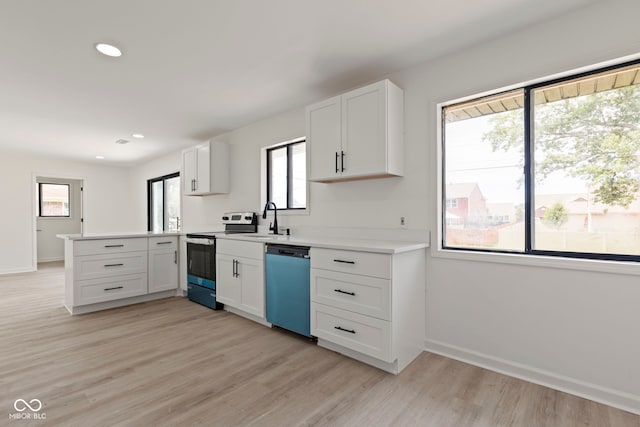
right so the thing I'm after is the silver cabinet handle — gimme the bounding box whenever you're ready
[104,263,124,267]
[104,286,124,291]
[174,251,177,264]
[156,241,172,245]
[105,244,124,248]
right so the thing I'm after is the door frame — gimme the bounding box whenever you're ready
[31,173,85,271]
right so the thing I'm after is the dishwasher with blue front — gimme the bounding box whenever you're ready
[265,244,311,337]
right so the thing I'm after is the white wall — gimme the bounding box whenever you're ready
[36,177,82,262]
[0,150,136,273]
[407,0,640,413]
[128,0,640,412]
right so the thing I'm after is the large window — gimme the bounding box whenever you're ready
[442,60,640,261]
[266,139,306,210]
[148,173,180,232]
[37,183,70,217]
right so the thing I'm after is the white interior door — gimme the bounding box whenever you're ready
[36,177,83,263]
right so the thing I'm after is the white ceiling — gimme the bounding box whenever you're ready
[0,0,597,166]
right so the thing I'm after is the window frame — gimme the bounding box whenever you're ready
[37,183,71,218]
[266,138,307,211]
[440,57,640,263]
[147,172,180,232]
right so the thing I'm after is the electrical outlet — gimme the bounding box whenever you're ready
[400,216,407,228]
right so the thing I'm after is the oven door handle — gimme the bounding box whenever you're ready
[185,238,215,246]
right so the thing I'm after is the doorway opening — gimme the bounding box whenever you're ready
[33,176,84,269]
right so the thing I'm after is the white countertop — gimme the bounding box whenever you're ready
[56,231,428,254]
[57,232,183,241]
[216,233,428,254]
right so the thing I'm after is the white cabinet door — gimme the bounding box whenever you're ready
[194,142,211,195]
[341,81,387,179]
[182,147,197,195]
[182,141,229,196]
[307,95,341,181]
[216,254,240,307]
[148,248,178,293]
[237,257,264,318]
[306,80,403,183]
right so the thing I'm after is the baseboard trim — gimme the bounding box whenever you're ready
[37,257,64,263]
[0,266,35,275]
[223,306,272,328]
[66,290,177,315]
[317,339,399,374]
[424,339,640,415]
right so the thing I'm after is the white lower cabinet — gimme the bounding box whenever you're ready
[148,237,178,293]
[216,240,265,319]
[311,302,392,362]
[310,247,426,374]
[75,274,148,306]
[63,235,180,314]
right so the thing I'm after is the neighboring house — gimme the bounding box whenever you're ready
[445,183,487,227]
[486,202,518,226]
[535,193,640,232]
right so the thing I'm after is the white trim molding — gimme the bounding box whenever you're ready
[425,339,640,415]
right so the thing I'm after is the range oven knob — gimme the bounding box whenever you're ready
[222,216,229,220]
[244,216,252,220]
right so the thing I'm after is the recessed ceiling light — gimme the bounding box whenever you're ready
[96,155,105,159]
[132,134,144,139]
[95,43,122,57]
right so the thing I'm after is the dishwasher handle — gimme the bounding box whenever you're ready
[266,244,310,258]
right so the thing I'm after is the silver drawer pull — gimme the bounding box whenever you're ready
[334,326,356,334]
[333,259,355,265]
[104,286,124,291]
[156,241,173,245]
[104,263,124,267]
[334,289,356,296]
[104,244,124,248]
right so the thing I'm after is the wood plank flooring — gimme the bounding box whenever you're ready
[1,262,638,426]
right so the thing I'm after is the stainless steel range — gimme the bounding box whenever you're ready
[185,212,257,310]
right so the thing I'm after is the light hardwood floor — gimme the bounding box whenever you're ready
[1,262,638,427]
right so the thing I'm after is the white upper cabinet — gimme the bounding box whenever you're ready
[307,80,404,182]
[182,140,229,196]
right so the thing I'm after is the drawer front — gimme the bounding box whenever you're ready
[148,236,178,250]
[75,274,147,306]
[216,239,263,260]
[310,248,391,279]
[74,251,147,280]
[311,302,392,362]
[311,268,390,320]
[74,238,147,256]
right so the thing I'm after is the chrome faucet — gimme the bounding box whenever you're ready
[262,201,279,235]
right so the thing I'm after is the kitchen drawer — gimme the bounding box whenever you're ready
[310,248,391,279]
[311,268,390,320]
[311,302,392,362]
[216,239,263,260]
[74,251,147,280]
[148,236,178,250]
[74,238,147,256]
[75,274,147,306]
